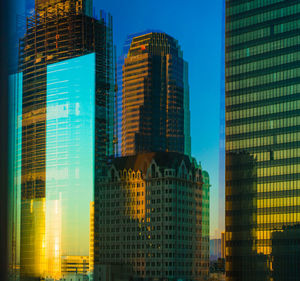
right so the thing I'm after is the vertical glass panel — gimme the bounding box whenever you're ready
[46,53,95,279]
[8,73,23,281]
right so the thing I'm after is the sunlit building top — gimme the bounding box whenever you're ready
[121,32,191,157]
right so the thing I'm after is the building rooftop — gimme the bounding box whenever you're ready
[110,151,197,175]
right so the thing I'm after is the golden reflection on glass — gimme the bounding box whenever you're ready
[226,1,300,280]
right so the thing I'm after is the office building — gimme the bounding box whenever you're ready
[115,31,155,157]
[225,0,300,280]
[8,0,115,280]
[121,32,191,157]
[95,152,208,280]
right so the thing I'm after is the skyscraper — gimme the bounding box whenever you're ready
[225,0,300,280]
[96,31,209,281]
[121,32,191,157]
[8,0,115,279]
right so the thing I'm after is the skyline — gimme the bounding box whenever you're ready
[3,0,300,281]
[93,0,224,239]
[10,0,224,238]
[7,1,212,279]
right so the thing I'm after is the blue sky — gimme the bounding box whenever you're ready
[93,0,224,237]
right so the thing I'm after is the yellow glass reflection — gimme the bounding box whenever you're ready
[21,198,46,278]
[45,198,62,279]
[257,213,300,224]
[258,197,300,208]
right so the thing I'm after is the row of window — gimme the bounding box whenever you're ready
[253,148,300,162]
[257,212,300,224]
[226,99,300,121]
[107,174,198,183]
[99,194,197,206]
[275,18,300,34]
[100,252,194,259]
[100,225,195,233]
[226,3,300,30]
[226,51,300,76]
[134,270,195,277]
[99,183,200,193]
[257,180,300,193]
[226,116,300,136]
[123,62,149,76]
[227,0,285,17]
[257,196,300,208]
[227,27,269,46]
[227,131,300,150]
[226,34,300,62]
[226,68,300,92]
[258,163,300,177]
[226,84,298,104]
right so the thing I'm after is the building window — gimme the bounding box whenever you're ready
[151,164,156,178]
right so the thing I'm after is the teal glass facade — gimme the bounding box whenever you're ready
[8,51,111,281]
[45,53,95,277]
[15,1,115,278]
[8,73,23,281]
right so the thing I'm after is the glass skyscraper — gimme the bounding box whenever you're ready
[8,0,115,280]
[120,32,191,157]
[225,0,300,280]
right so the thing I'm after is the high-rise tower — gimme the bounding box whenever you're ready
[96,31,209,281]
[8,0,115,280]
[121,32,191,157]
[225,0,300,280]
